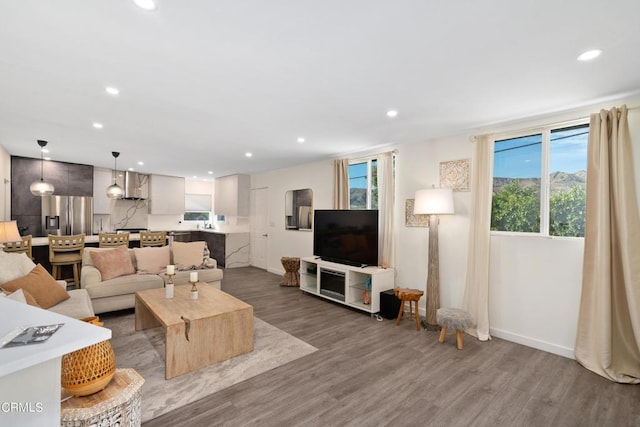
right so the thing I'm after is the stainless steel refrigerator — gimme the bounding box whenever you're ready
[42,196,93,236]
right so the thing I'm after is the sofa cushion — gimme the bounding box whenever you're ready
[133,246,170,274]
[172,241,206,270]
[83,247,137,269]
[0,250,36,285]
[90,245,136,281]
[83,273,164,300]
[0,264,70,309]
[48,289,95,319]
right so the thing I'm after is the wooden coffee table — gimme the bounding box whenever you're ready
[135,284,254,379]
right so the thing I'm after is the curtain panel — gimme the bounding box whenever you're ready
[575,105,640,383]
[332,159,349,209]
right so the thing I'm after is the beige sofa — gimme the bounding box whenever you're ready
[80,247,224,314]
[0,250,94,319]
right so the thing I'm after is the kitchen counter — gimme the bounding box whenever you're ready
[32,233,146,247]
[0,298,111,426]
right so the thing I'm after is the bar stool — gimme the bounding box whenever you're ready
[140,231,167,247]
[98,232,130,248]
[49,234,85,288]
[3,235,33,260]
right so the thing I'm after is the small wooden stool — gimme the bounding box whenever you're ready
[394,288,424,331]
[436,307,473,350]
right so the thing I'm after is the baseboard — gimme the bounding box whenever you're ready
[489,327,575,360]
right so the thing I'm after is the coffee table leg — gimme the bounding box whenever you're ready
[135,296,160,331]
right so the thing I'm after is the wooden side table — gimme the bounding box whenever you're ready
[280,257,300,287]
[61,368,144,427]
[394,288,424,331]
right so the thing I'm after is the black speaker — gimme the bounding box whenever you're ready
[380,289,401,319]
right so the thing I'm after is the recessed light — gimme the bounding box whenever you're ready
[386,110,398,118]
[577,49,602,61]
[207,171,213,175]
[245,152,253,158]
[137,161,144,166]
[93,122,104,129]
[44,157,51,161]
[128,167,135,171]
[133,0,157,11]
[105,86,120,96]
[192,175,197,179]
[297,137,305,143]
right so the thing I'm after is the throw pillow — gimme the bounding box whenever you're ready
[0,288,40,307]
[0,250,36,285]
[1,264,69,309]
[90,245,136,281]
[133,245,171,274]
[172,241,206,270]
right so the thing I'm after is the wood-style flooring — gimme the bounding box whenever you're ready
[144,267,640,427]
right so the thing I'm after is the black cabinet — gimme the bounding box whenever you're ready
[11,156,93,236]
[193,231,226,268]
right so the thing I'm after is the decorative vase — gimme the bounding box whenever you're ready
[61,318,115,397]
[363,290,370,305]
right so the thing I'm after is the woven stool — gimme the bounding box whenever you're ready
[394,288,424,331]
[436,307,473,350]
[280,257,300,287]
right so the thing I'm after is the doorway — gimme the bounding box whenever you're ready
[250,187,268,269]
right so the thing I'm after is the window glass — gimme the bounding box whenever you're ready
[491,133,542,233]
[490,123,588,237]
[349,162,368,209]
[549,124,588,237]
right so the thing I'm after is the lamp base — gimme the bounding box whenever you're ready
[421,320,439,331]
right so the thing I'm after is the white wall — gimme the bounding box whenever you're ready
[251,160,333,274]
[252,97,640,359]
[0,144,10,220]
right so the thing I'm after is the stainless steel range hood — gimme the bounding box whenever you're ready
[123,171,149,199]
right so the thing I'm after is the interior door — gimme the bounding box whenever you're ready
[250,187,268,270]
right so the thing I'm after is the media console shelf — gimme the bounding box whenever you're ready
[300,256,395,314]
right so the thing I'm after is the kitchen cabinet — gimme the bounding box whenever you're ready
[214,174,249,217]
[10,156,93,237]
[93,168,113,214]
[149,174,185,214]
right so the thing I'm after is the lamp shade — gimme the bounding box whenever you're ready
[30,179,55,196]
[414,188,454,215]
[0,220,21,244]
[106,183,125,199]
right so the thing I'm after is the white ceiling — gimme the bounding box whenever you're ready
[1,1,639,179]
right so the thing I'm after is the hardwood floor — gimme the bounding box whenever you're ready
[144,267,640,427]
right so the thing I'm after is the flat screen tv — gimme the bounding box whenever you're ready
[313,209,379,267]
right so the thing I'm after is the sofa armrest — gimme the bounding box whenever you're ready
[81,265,102,288]
[56,280,67,291]
[204,258,217,269]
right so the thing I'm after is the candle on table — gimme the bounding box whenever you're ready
[190,271,198,282]
[166,265,175,275]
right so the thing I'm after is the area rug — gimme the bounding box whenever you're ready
[103,313,317,422]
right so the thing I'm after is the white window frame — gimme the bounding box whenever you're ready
[491,118,589,239]
[348,156,377,210]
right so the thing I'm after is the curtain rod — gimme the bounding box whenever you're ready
[471,104,639,142]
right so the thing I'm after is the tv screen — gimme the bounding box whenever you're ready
[313,210,379,267]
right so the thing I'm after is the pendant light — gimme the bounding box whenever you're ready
[29,140,55,196]
[106,151,125,199]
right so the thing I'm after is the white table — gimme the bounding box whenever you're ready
[0,298,111,427]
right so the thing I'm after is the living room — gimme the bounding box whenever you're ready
[1,1,640,426]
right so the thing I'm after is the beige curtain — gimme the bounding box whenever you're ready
[575,105,640,383]
[333,159,349,209]
[377,151,395,267]
[462,135,493,341]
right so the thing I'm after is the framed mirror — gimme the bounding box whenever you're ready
[285,188,313,231]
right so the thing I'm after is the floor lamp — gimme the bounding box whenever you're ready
[414,188,454,329]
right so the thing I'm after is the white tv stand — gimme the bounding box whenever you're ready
[299,256,394,314]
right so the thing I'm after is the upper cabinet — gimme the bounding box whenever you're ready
[93,168,113,214]
[214,174,250,217]
[149,174,185,214]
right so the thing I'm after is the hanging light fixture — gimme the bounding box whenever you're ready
[106,151,125,199]
[29,140,55,196]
